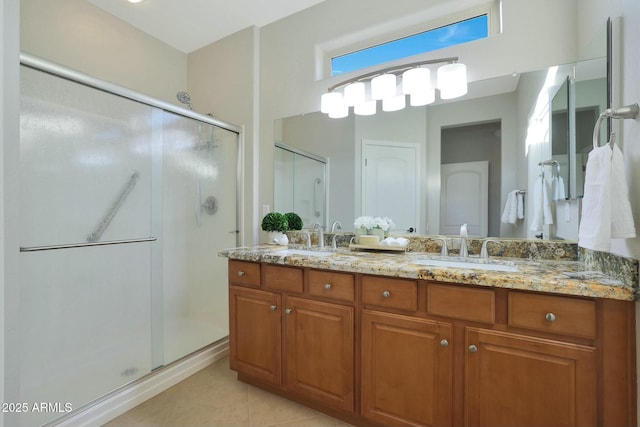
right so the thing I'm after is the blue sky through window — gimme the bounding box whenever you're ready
[331,15,488,76]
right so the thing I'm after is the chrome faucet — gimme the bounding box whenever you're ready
[311,222,324,249]
[302,231,311,248]
[433,237,448,256]
[459,224,469,257]
[480,239,501,259]
[330,221,342,249]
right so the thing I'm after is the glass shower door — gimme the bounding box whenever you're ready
[19,66,155,427]
[158,112,238,365]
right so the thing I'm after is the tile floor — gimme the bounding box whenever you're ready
[103,356,352,427]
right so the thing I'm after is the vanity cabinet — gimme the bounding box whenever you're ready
[227,259,636,427]
[228,260,355,413]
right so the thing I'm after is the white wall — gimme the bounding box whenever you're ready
[2,1,20,426]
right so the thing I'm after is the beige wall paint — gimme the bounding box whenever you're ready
[188,27,258,243]
[20,0,187,104]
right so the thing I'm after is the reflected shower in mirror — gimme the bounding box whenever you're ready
[274,142,328,229]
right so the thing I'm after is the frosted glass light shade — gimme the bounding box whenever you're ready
[354,100,377,116]
[371,74,397,100]
[437,63,468,99]
[410,89,435,106]
[402,68,431,95]
[328,103,349,118]
[382,95,406,112]
[343,82,366,106]
[321,92,343,114]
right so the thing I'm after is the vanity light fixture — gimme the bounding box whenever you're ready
[127,0,145,3]
[321,57,467,118]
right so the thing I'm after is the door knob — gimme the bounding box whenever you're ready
[269,305,277,311]
[237,271,245,276]
[285,308,293,315]
[440,339,449,347]
[545,312,557,322]
[324,283,332,290]
[469,345,478,353]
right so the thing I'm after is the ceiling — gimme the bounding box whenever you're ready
[87,0,327,53]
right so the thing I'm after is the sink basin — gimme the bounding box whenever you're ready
[412,258,518,272]
[275,249,334,257]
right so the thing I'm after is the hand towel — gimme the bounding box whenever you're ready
[530,176,553,231]
[501,190,518,224]
[552,176,566,200]
[578,144,636,251]
[517,192,525,219]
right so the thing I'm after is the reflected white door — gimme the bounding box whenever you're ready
[440,161,488,236]
[362,140,420,233]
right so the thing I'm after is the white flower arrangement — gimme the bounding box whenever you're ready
[354,216,395,232]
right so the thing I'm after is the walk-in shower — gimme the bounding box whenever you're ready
[18,54,241,426]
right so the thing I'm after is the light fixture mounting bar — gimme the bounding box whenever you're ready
[327,56,459,92]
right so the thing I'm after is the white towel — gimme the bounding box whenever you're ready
[552,176,566,201]
[579,144,636,251]
[530,176,553,231]
[501,190,519,224]
[516,192,525,219]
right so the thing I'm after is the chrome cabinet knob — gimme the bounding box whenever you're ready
[237,271,245,276]
[469,345,478,353]
[440,339,449,347]
[269,305,277,311]
[382,290,390,298]
[285,308,293,315]
[545,312,557,322]
[324,283,332,290]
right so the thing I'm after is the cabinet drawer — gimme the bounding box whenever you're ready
[308,270,355,303]
[362,276,418,312]
[228,260,261,287]
[508,292,596,339]
[263,264,304,293]
[427,283,495,324]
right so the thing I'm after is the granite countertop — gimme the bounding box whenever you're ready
[219,244,637,301]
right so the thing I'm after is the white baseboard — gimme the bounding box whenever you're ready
[50,338,229,427]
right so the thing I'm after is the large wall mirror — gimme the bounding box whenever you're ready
[274,20,612,239]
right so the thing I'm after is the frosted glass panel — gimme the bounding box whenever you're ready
[20,67,153,248]
[19,244,152,427]
[160,112,237,364]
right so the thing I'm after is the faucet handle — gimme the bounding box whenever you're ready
[480,239,501,259]
[433,237,448,256]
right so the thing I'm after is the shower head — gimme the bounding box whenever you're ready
[176,91,193,110]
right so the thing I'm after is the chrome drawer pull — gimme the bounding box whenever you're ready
[270,305,277,311]
[382,290,391,298]
[440,339,449,347]
[237,271,245,277]
[469,345,478,353]
[324,283,332,290]
[545,312,557,322]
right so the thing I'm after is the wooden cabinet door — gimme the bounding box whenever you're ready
[465,327,596,427]
[361,309,453,427]
[285,296,355,412]
[229,285,282,385]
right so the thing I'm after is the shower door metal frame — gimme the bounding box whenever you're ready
[19,52,244,248]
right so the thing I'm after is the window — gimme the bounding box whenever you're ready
[331,15,489,77]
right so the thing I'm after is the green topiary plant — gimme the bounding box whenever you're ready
[261,212,289,232]
[284,212,303,230]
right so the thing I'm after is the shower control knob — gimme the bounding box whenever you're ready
[270,305,277,311]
